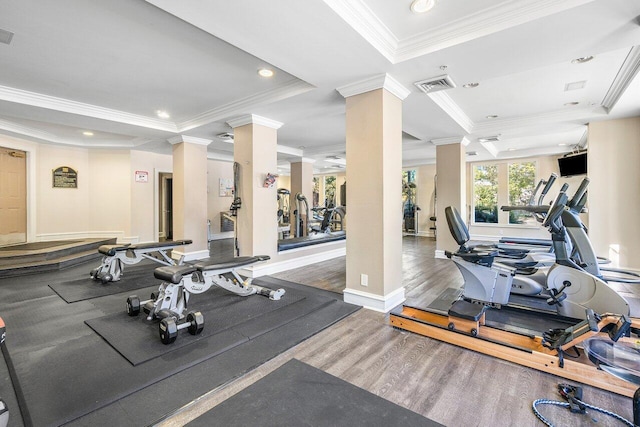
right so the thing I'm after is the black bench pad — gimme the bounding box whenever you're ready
[193,255,269,272]
[278,231,346,251]
[130,239,192,251]
[98,240,192,256]
[98,244,131,256]
[154,265,198,283]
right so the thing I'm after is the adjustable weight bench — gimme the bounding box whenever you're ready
[90,239,192,283]
[125,255,284,344]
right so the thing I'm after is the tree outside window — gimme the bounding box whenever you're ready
[508,161,536,224]
[324,176,336,207]
[473,165,498,223]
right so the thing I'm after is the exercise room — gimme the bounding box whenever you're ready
[0,1,639,426]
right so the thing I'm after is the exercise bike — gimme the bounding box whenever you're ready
[444,187,629,320]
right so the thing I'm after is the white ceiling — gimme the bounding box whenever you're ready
[0,0,639,174]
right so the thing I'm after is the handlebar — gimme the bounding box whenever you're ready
[538,173,557,205]
[568,177,589,210]
[542,190,569,229]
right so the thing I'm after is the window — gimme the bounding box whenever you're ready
[508,161,536,225]
[324,175,336,207]
[312,177,320,207]
[472,161,537,225]
[473,165,498,223]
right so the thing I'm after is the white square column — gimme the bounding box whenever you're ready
[337,74,411,312]
[169,135,211,261]
[227,114,281,258]
[433,137,468,258]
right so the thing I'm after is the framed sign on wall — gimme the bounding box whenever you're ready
[52,166,77,188]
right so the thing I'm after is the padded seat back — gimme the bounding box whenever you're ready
[445,206,470,248]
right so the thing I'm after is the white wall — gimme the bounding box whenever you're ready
[588,117,640,269]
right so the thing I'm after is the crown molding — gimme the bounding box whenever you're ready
[479,141,499,158]
[276,145,304,157]
[602,45,640,113]
[431,136,470,146]
[0,85,178,132]
[0,118,145,148]
[395,0,595,63]
[336,73,411,100]
[178,80,313,132]
[226,114,283,130]
[168,135,212,146]
[471,105,606,135]
[322,0,397,63]
[427,92,474,133]
[324,0,595,64]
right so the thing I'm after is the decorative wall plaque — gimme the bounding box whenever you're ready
[52,166,78,188]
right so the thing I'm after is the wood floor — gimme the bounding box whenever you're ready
[158,237,635,427]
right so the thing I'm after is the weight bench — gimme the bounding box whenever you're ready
[125,255,284,344]
[90,239,192,283]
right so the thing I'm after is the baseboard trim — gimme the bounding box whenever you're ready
[239,246,346,278]
[343,287,405,313]
[36,231,128,242]
[434,249,447,259]
[172,249,210,262]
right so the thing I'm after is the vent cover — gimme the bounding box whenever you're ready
[414,74,457,94]
[0,28,14,45]
[217,132,234,143]
[478,135,500,143]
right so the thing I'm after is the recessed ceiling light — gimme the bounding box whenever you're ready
[463,83,479,88]
[571,56,594,64]
[82,131,94,136]
[507,148,516,151]
[410,0,436,13]
[156,110,170,119]
[486,115,498,119]
[564,102,579,106]
[558,143,568,146]
[258,68,274,78]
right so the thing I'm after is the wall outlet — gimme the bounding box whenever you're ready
[360,274,368,287]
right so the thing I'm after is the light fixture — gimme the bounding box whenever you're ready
[478,136,500,143]
[258,68,274,78]
[410,0,436,14]
[564,102,579,106]
[486,115,498,119]
[558,143,568,146]
[507,148,516,151]
[82,131,94,136]
[156,110,170,119]
[463,83,479,88]
[571,56,594,64]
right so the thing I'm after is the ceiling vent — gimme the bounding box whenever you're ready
[0,28,14,45]
[466,151,478,156]
[414,74,457,94]
[217,132,234,143]
[325,155,341,160]
[478,135,500,143]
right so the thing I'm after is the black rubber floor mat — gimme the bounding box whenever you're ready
[187,359,443,427]
[0,267,360,427]
[85,285,308,365]
[48,264,158,303]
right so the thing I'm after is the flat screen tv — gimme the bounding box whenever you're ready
[558,152,587,177]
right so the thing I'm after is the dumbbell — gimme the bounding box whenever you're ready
[159,311,204,345]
